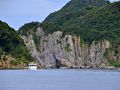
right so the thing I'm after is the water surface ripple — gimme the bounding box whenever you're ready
[0,69,120,90]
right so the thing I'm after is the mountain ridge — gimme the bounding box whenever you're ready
[0,0,120,68]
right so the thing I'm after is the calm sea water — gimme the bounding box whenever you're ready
[0,69,120,90]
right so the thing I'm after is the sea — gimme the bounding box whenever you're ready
[0,69,120,90]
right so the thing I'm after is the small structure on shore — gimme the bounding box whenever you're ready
[29,62,37,70]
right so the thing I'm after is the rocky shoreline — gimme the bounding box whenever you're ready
[0,67,120,72]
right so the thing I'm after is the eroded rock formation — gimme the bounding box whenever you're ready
[21,27,112,68]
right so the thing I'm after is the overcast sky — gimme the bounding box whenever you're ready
[0,0,119,30]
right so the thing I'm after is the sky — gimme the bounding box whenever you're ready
[0,0,119,30]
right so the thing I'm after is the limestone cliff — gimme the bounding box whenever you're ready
[20,27,113,68]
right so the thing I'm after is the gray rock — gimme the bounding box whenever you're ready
[21,27,114,68]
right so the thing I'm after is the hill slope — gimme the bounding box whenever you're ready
[42,0,109,34]
[19,0,120,68]
[0,20,33,68]
[42,0,120,45]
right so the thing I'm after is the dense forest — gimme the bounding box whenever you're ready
[0,20,33,68]
[42,0,120,45]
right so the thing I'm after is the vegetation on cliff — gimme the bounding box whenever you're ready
[18,22,41,36]
[18,22,41,51]
[42,0,120,45]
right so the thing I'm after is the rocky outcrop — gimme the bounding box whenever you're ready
[0,55,27,69]
[21,27,111,68]
[105,47,120,62]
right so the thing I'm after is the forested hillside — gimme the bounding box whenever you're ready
[42,0,120,45]
[0,20,33,68]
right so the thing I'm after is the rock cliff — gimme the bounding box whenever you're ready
[21,27,111,68]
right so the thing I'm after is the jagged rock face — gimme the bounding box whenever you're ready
[106,47,120,62]
[21,27,110,68]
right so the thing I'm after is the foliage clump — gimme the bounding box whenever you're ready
[0,20,34,66]
[18,22,41,51]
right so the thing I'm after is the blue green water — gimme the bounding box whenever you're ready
[0,69,120,90]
